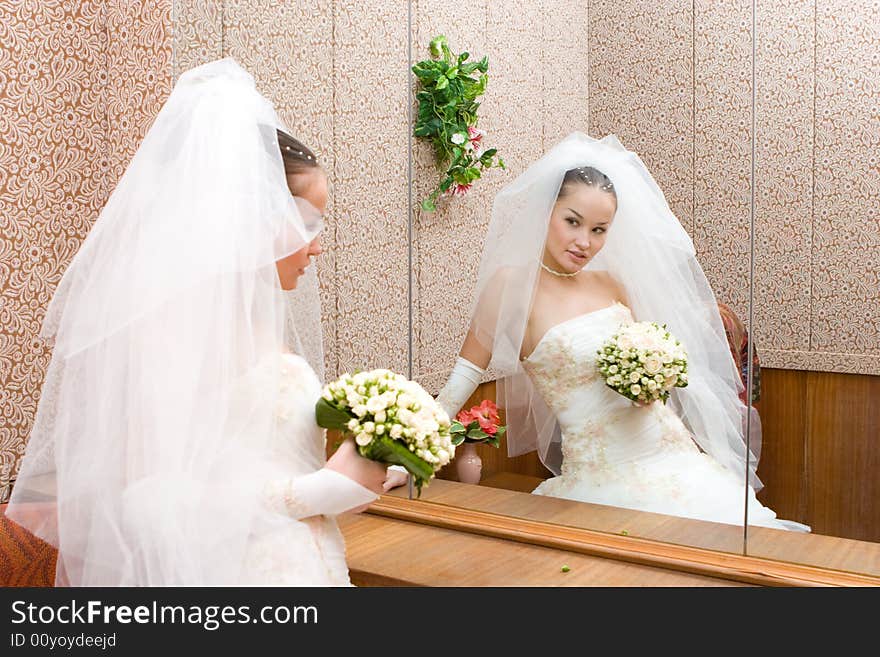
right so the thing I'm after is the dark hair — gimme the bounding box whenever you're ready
[276,129,320,176]
[559,166,616,201]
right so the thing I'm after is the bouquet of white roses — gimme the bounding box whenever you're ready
[315,369,455,495]
[596,321,689,405]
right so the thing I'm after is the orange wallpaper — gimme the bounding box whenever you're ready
[0,0,172,502]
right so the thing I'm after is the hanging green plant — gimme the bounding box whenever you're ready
[412,35,505,212]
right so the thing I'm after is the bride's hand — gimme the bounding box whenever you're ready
[382,467,409,492]
[325,438,387,496]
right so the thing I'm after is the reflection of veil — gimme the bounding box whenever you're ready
[6,58,324,584]
[469,132,761,488]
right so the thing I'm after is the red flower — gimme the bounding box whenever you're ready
[446,182,473,197]
[470,399,501,435]
[455,409,476,426]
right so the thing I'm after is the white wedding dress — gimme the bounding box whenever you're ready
[522,302,809,531]
[240,353,378,585]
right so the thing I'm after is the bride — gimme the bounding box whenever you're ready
[437,132,808,532]
[5,58,397,585]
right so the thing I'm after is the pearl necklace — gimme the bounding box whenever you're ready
[540,262,580,278]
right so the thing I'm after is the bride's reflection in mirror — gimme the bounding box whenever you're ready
[434,132,808,532]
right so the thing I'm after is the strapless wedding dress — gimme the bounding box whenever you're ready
[522,302,808,531]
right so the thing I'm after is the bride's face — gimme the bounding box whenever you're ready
[276,169,328,290]
[543,183,617,273]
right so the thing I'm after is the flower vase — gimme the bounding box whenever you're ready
[455,442,482,484]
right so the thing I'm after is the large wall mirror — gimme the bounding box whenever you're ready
[407,0,880,578]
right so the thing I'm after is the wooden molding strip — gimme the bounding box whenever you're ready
[367,496,880,587]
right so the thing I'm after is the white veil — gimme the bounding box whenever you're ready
[6,58,324,585]
[469,132,761,489]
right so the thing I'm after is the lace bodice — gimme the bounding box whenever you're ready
[522,302,699,476]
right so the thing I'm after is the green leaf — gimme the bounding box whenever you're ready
[466,427,488,439]
[315,398,354,431]
[451,435,465,447]
[360,435,435,495]
[434,76,449,91]
[429,35,448,58]
[421,198,436,212]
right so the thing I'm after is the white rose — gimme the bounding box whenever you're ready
[363,421,375,433]
[608,365,619,374]
[630,384,641,395]
[353,404,368,418]
[375,424,386,435]
[355,432,372,446]
[375,410,387,423]
[644,356,662,375]
[366,396,386,413]
[629,372,640,384]
[346,419,359,431]
[390,424,403,439]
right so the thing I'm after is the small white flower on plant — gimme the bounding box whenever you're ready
[451,132,467,145]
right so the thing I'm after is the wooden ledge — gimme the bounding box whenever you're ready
[366,493,880,587]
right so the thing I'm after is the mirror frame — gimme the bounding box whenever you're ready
[370,494,880,586]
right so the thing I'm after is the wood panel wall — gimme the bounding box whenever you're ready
[757,368,880,543]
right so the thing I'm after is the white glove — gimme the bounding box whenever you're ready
[435,356,485,419]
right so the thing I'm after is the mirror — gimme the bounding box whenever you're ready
[174,0,412,380]
[747,0,880,575]
[408,0,769,557]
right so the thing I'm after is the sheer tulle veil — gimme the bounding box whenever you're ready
[468,132,761,489]
[6,58,324,584]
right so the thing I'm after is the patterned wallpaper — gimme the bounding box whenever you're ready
[0,0,172,502]
[755,0,880,373]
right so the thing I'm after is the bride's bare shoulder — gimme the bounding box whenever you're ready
[586,270,629,303]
